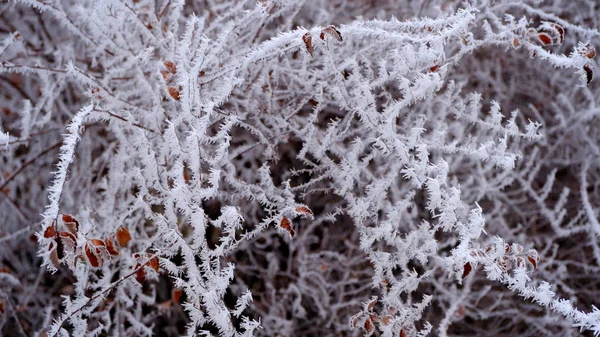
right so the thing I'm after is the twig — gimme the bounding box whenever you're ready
[0,140,62,191]
[49,257,159,337]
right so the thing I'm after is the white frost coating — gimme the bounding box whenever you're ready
[41,104,92,225]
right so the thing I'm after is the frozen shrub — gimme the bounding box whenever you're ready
[1,0,600,336]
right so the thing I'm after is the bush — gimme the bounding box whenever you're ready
[1,0,600,336]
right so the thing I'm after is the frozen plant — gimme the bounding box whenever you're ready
[1,0,600,336]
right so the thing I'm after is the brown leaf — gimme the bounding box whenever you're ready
[364,318,374,332]
[280,217,295,238]
[527,256,537,270]
[85,243,102,268]
[583,43,596,59]
[56,236,65,260]
[367,297,377,311]
[321,25,343,42]
[551,23,565,44]
[295,205,314,219]
[135,263,146,283]
[429,64,439,72]
[148,256,160,272]
[61,214,79,235]
[164,61,177,74]
[302,32,313,57]
[462,262,472,279]
[90,239,106,247]
[172,288,183,303]
[168,87,180,100]
[43,225,56,238]
[58,231,77,254]
[116,227,132,247]
[48,242,60,268]
[400,329,407,337]
[106,238,119,256]
[538,33,552,45]
[584,63,594,85]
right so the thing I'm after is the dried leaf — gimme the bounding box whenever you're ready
[302,32,313,57]
[164,60,177,74]
[85,243,102,268]
[364,318,374,332]
[48,242,60,268]
[168,87,180,100]
[321,25,343,42]
[58,231,76,253]
[551,23,565,43]
[462,262,472,279]
[90,239,106,247]
[400,329,407,337]
[172,288,183,303]
[280,217,295,238]
[148,256,160,272]
[61,214,79,235]
[584,63,594,85]
[135,263,146,283]
[538,33,552,45]
[106,238,119,256]
[367,297,377,311]
[527,255,537,270]
[582,43,596,59]
[116,227,132,247]
[43,225,56,238]
[295,205,314,219]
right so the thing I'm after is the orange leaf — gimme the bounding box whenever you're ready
[279,217,295,238]
[43,225,56,238]
[90,239,106,247]
[85,243,101,268]
[135,263,146,283]
[168,87,180,100]
[172,288,183,303]
[61,214,79,235]
[164,61,177,74]
[148,256,159,272]
[116,227,132,247]
[106,238,119,256]
[538,33,552,45]
[295,206,314,218]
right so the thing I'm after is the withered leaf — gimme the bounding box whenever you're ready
[279,217,295,238]
[302,32,313,57]
[462,262,472,279]
[116,227,132,247]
